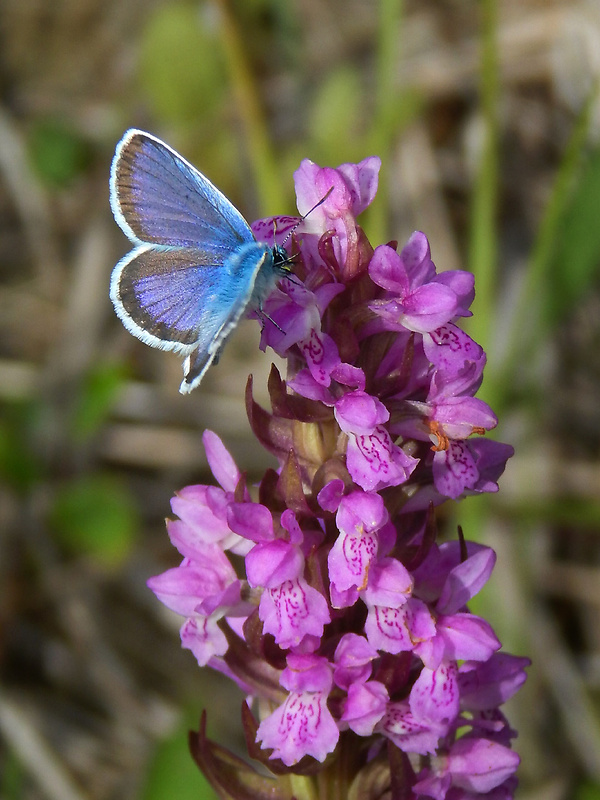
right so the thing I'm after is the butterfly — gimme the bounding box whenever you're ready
[109,129,291,394]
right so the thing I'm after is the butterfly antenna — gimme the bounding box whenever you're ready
[276,253,303,286]
[280,186,334,249]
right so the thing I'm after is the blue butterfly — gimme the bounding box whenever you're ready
[109,129,290,394]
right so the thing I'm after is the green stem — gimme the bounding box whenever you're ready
[491,85,597,413]
[365,0,404,244]
[212,0,284,214]
[449,0,499,550]
[289,774,318,800]
[465,0,499,367]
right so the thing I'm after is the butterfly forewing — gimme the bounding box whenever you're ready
[110,130,253,250]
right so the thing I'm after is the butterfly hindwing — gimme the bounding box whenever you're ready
[112,240,271,345]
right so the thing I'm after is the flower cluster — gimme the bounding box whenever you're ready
[148,157,528,799]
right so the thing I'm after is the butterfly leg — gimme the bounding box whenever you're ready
[256,305,285,333]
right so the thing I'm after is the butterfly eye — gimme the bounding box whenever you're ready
[272,245,291,271]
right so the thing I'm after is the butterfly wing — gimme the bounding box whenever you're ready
[110,129,274,390]
[110,129,253,250]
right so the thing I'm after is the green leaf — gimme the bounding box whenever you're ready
[0,748,25,799]
[142,716,217,800]
[0,401,43,493]
[49,474,139,567]
[307,66,365,165]
[138,4,226,126]
[28,119,90,187]
[576,781,600,800]
[70,361,127,441]
[549,147,600,323]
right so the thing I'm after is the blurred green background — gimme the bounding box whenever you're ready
[1,0,599,798]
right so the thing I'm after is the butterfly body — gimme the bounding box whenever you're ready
[109,129,289,393]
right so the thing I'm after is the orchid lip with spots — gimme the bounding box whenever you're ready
[147,156,528,799]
